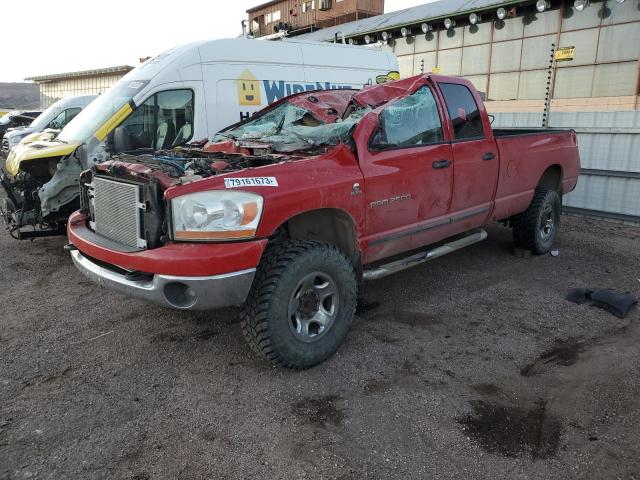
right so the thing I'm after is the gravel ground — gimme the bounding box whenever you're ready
[1,214,639,480]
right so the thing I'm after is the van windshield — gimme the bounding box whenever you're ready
[29,102,62,131]
[58,80,149,143]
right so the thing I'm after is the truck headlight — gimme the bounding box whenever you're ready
[171,191,263,241]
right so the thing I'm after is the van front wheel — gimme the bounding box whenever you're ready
[240,239,357,369]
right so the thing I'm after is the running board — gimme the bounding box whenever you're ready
[363,229,488,281]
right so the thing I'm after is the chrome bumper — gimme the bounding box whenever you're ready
[71,250,255,311]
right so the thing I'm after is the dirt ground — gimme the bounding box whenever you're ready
[1,215,639,480]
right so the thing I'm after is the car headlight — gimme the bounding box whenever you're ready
[171,190,263,241]
[8,134,24,147]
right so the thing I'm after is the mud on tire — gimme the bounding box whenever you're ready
[512,188,561,254]
[240,239,358,369]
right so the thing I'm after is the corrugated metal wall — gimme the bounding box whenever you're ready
[493,111,640,222]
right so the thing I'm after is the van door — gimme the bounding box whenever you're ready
[358,85,454,263]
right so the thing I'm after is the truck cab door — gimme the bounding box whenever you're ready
[357,85,454,264]
[437,81,498,227]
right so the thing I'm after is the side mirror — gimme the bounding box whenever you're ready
[113,126,131,153]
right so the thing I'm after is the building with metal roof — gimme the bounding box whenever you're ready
[25,65,134,108]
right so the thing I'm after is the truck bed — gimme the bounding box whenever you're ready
[493,127,573,137]
[492,127,580,222]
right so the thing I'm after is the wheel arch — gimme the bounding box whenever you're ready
[537,164,564,194]
[269,208,362,273]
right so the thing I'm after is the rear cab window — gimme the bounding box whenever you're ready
[438,83,484,141]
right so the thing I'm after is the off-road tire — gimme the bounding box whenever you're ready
[512,188,561,254]
[240,239,357,369]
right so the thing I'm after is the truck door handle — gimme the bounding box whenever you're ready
[432,159,451,169]
[483,152,496,161]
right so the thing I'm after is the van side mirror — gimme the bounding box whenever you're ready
[113,126,131,153]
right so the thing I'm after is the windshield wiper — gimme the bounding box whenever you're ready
[215,132,237,140]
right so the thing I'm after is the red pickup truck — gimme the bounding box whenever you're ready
[67,74,580,368]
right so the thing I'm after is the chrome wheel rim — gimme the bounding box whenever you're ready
[540,204,555,240]
[287,272,339,343]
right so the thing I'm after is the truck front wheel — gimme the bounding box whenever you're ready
[512,188,561,254]
[240,239,357,369]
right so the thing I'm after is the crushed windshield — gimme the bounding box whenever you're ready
[58,80,149,143]
[213,102,371,151]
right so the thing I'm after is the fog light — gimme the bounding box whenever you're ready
[164,282,197,309]
[496,7,506,19]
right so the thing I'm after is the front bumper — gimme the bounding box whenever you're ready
[71,250,256,310]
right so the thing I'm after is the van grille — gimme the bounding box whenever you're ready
[92,177,146,249]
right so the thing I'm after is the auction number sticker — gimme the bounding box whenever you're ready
[224,177,279,188]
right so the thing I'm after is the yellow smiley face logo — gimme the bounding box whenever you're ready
[237,69,262,106]
[375,70,401,84]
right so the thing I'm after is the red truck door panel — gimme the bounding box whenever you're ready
[357,85,454,263]
[437,82,499,227]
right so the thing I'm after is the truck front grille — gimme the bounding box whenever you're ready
[92,177,146,249]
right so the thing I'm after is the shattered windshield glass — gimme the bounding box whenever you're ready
[213,103,371,152]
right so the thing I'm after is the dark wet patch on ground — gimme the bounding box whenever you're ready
[471,383,501,396]
[459,399,561,459]
[356,300,381,316]
[521,338,585,376]
[292,395,344,428]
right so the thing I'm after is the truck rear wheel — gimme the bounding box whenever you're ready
[512,188,561,254]
[240,239,357,369]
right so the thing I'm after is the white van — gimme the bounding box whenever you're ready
[1,95,96,156]
[3,38,398,238]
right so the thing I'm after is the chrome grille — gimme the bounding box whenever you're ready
[92,177,145,249]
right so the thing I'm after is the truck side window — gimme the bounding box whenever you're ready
[371,86,443,149]
[114,89,194,152]
[439,83,484,141]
